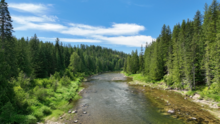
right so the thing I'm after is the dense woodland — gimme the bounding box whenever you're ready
[124,0,220,94]
[0,0,126,123]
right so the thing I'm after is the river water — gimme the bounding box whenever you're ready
[64,72,219,124]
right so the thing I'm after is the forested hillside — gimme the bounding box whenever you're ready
[0,0,126,123]
[124,0,220,97]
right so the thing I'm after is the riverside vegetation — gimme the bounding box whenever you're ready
[123,0,220,107]
[0,0,126,123]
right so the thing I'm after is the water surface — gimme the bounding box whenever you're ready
[65,72,187,124]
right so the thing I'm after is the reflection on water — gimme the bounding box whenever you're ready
[64,72,218,124]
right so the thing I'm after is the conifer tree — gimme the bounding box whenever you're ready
[0,0,13,49]
[139,45,144,72]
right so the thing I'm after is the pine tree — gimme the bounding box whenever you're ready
[172,24,182,88]
[139,45,144,72]
[204,0,219,88]
[191,10,203,88]
[69,52,81,73]
[29,34,40,77]
[17,37,32,76]
[0,0,13,50]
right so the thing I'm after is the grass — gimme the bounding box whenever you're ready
[186,90,197,96]
[122,71,220,103]
[15,76,83,123]
[121,71,148,82]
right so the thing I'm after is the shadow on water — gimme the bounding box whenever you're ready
[64,72,219,124]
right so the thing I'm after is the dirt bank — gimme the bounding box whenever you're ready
[127,79,220,120]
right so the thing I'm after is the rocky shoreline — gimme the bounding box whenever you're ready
[127,78,220,120]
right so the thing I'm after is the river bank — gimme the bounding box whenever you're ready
[122,72,220,121]
[41,73,106,124]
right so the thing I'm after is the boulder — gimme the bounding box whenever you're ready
[72,110,77,113]
[74,120,78,123]
[68,110,72,113]
[83,111,87,114]
[167,110,175,114]
[191,117,197,120]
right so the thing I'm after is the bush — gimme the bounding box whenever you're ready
[60,76,71,86]
[33,109,44,120]
[41,106,52,115]
[54,72,61,81]
[64,69,74,80]
[42,79,51,88]
[186,91,196,96]
[25,115,37,124]
[35,88,47,102]
[163,74,173,86]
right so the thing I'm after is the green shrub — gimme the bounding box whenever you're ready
[60,76,71,86]
[36,88,48,102]
[33,109,44,120]
[54,72,61,81]
[42,79,51,88]
[163,74,173,86]
[50,75,59,92]
[41,106,52,115]
[186,91,196,96]
[64,69,75,80]
[26,115,37,124]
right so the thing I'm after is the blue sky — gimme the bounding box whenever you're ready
[8,0,213,53]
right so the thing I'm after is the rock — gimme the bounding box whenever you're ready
[68,110,72,113]
[143,85,146,87]
[167,110,175,114]
[191,117,197,120]
[60,116,63,119]
[184,97,187,100]
[74,120,78,123]
[190,96,193,98]
[72,110,77,113]
[83,111,87,114]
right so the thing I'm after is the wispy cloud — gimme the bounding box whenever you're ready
[92,35,155,47]
[12,16,145,36]
[11,2,154,47]
[61,23,145,36]
[9,3,49,14]
[12,15,58,24]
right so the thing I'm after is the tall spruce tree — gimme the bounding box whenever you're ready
[0,0,13,49]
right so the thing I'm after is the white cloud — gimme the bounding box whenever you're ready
[12,15,58,24]
[14,23,67,31]
[9,3,48,14]
[62,23,145,36]
[11,2,155,47]
[39,37,101,43]
[92,35,155,47]
[13,16,145,37]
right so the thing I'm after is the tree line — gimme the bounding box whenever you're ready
[0,0,127,123]
[124,0,220,91]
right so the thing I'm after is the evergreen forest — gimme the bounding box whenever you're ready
[2,0,220,123]
[0,0,126,123]
[124,0,220,101]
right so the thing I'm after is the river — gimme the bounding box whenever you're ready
[63,72,219,124]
